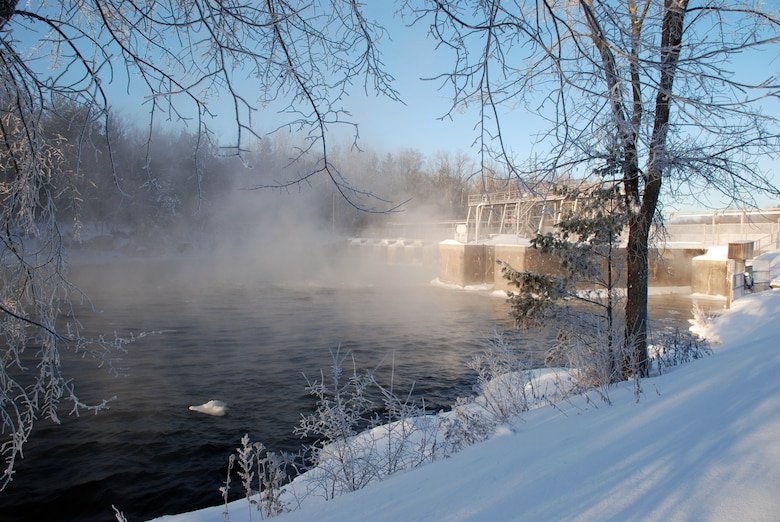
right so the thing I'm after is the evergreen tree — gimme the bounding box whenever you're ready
[500,175,628,385]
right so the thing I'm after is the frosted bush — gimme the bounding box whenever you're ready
[649,329,712,375]
[220,341,576,517]
[469,333,535,424]
[688,303,714,340]
[290,347,450,502]
[220,435,290,520]
[294,347,377,498]
[373,378,437,473]
[439,332,557,449]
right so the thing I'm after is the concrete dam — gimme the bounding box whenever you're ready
[343,190,780,302]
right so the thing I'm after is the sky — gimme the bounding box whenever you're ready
[334,4,780,211]
[150,258,780,522]
[113,3,521,157]
[140,2,780,210]
[324,4,533,156]
[12,2,780,210]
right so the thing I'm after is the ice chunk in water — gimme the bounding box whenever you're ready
[188,400,228,416]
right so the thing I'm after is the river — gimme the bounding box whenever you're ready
[0,253,720,521]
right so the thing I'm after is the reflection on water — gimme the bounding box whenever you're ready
[0,257,721,522]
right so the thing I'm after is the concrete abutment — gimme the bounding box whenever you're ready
[438,242,707,291]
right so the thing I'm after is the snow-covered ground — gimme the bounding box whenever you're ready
[155,289,780,522]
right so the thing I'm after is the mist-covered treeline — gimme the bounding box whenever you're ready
[42,100,480,252]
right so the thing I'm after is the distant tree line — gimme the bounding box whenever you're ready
[35,98,481,250]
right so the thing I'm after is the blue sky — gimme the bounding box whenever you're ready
[299,4,780,210]
[112,3,545,160]
[331,12,549,160]
[291,4,550,159]
[16,2,779,210]
[328,4,496,155]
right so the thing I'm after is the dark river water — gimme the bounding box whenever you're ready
[0,253,720,522]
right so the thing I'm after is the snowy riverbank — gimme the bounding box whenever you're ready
[153,288,780,521]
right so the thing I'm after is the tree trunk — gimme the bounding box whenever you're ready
[624,208,651,378]
[622,0,688,378]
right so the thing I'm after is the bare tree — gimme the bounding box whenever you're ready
[0,0,398,488]
[406,0,780,376]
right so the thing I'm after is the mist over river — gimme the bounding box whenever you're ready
[0,252,717,522]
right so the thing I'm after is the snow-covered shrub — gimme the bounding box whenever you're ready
[649,329,712,375]
[469,332,535,423]
[221,435,290,520]
[539,314,626,405]
[373,377,438,474]
[295,347,377,498]
[220,454,235,521]
[258,451,288,518]
[219,344,578,516]
[441,396,497,452]
[236,434,259,514]
[292,347,448,501]
[440,333,544,449]
[577,323,625,398]
[688,303,714,339]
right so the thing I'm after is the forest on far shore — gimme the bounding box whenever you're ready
[43,100,496,255]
